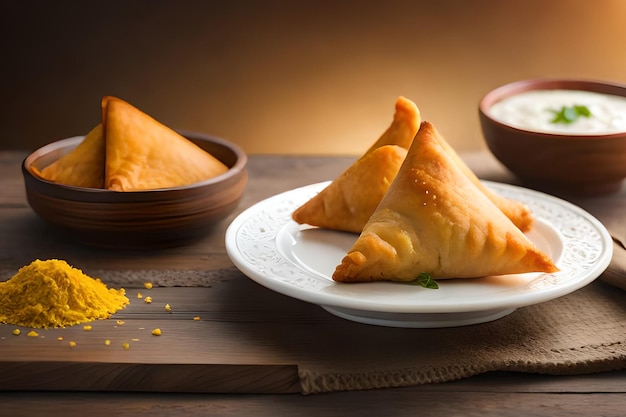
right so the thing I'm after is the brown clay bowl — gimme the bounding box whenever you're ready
[479,79,626,196]
[22,131,248,249]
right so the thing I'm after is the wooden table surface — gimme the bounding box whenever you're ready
[1,150,625,417]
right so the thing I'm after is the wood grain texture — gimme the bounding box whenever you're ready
[2,372,626,417]
[0,285,302,393]
[1,151,625,415]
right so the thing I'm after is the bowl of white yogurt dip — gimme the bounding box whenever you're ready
[479,78,626,196]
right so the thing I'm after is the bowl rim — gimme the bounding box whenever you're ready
[22,130,248,194]
[478,78,626,139]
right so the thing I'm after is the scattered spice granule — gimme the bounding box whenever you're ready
[83,325,93,331]
[122,342,130,349]
[69,341,76,348]
[193,316,201,321]
[104,339,111,346]
[151,328,162,336]
[57,336,63,341]
[144,296,152,304]
[27,330,38,337]
[131,338,140,342]
[164,304,171,312]
[0,259,129,328]
[143,282,153,290]
[12,329,20,336]
[136,292,143,299]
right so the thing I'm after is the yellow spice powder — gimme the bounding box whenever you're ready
[0,259,129,329]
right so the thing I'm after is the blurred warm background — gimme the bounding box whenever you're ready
[1,0,626,155]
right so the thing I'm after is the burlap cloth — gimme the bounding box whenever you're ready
[300,282,625,393]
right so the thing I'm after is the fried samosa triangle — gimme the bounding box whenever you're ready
[292,96,420,233]
[332,121,558,282]
[428,123,534,232]
[34,124,105,188]
[294,145,408,233]
[102,96,228,191]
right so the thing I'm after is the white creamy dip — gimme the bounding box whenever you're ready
[488,89,626,135]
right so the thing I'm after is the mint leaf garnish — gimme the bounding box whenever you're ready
[549,104,592,124]
[409,272,439,289]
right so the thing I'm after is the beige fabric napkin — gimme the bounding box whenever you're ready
[571,192,626,291]
[298,280,626,393]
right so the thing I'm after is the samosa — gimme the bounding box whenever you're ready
[102,96,228,191]
[292,96,420,233]
[332,121,558,282]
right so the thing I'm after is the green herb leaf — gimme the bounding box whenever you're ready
[409,272,439,289]
[549,104,592,124]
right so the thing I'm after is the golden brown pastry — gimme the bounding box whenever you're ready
[102,96,228,191]
[361,96,421,156]
[426,122,534,232]
[35,124,105,188]
[332,121,558,282]
[292,96,420,232]
[293,145,407,233]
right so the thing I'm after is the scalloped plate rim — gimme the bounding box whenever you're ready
[225,181,612,321]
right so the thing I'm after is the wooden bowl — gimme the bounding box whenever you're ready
[479,79,626,196]
[22,131,248,249]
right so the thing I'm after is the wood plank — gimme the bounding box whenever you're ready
[1,363,299,394]
[2,367,625,414]
[2,389,625,417]
[2,282,625,394]
[0,285,305,393]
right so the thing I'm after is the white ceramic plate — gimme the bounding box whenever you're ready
[225,181,612,328]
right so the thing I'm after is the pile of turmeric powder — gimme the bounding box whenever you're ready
[0,259,129,328]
